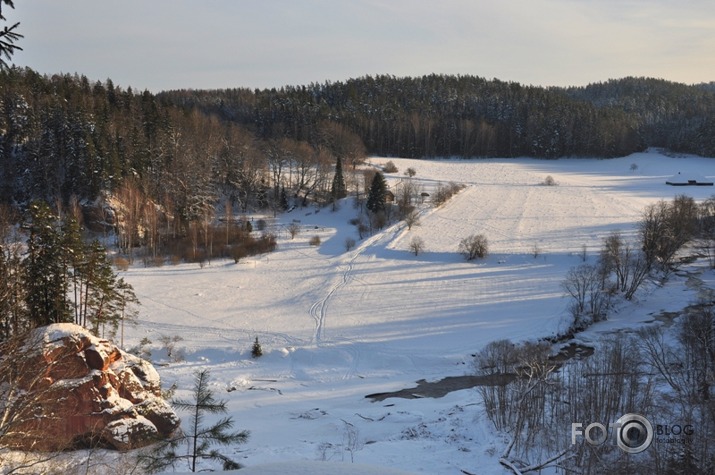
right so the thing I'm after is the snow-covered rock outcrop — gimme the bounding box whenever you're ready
[0,323,179,452]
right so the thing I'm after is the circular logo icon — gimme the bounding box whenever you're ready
[616,413,653,454]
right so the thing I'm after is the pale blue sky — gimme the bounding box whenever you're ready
[9,0,715,92]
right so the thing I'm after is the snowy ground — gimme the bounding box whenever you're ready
[116,150,714,474]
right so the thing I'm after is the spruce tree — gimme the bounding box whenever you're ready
[143,369,249,473]
[251,337,263,358]
[366,172,387,214]
[331,156,347,202]
[0,0,22,70]
[279,186,289,210]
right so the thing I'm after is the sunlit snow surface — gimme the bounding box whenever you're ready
[120,151,715,474]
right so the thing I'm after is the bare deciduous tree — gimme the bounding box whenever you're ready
[115,178,145,263]
[404,209,420,230]
[408,236,425,256]
[641,196,698,271]
[383,160,398,173]
[561,263,608,329]
[698,196,715,268]
[287,222,300,239]
[458,234,488,260]
[600,231,650,300]
[396,179,420,217]
[474,340,569,473]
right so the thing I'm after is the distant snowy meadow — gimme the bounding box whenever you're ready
[114,151,715,473]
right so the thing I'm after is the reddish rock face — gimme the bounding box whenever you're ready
[0,323,180,452]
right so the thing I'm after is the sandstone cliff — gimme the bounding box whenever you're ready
[0,323,179,451]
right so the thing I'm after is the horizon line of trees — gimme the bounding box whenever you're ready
[159,74,715,160]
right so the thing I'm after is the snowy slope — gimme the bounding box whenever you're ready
[113,150,715,474]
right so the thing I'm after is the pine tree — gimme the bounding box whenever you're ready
[0,206,26,341]
[331,156,347,202]
[143,369,250,473]
[366,172,387,214]
[79,240,138,339]
[22,202,138,337]
[62,216,85,326]
[24,201,72,327]
[0,242,25,341]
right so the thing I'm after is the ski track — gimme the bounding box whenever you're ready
[306,218,409,380]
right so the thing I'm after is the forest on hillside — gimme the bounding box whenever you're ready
[160,75,715,161]
[0,67,365,218]
[1,68,715,218]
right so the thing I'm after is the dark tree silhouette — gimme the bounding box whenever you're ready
[0,0,22,70]
[331,156,347,202]
[366,172,387,214]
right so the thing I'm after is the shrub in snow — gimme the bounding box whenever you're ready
[433,181,464,206]
[458,234,488,260]
[541,175,557,186]
[231,244,248,263]
[158,334,185,362]
[113,256,130,271]
[383,160,398,173]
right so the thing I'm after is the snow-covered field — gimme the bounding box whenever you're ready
[118,150,715,474]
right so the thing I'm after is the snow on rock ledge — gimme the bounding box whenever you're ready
[0,323,179,452]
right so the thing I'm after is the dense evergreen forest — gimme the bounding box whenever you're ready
[1,67,715,215]
[0,67,365,217]
[160,74,715,161]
